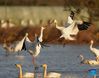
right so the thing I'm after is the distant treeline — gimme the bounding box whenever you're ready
[0,0,98,7]
[0,0,99,24]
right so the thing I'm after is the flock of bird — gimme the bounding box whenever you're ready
[15,63,61,78]
[2,11,99,78]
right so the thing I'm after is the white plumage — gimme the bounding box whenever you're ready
[3,35,26,55]
[65,16,74,27]
[54,19,80,40]
[14,35,27,52]
[79,54,99,66]
[24,34,41,57]
[54,12,91,40]
[41,64,61,78]
[23,27,45,57]
[1,19,16,28]
[15,64,34,78]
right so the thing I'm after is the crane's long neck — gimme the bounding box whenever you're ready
[79,55,88,64]
[18,66,23,78]
[90,41,93,51]
[80,55,84,61]
[38,27,44,42]
[80,55,91,64]
[55,23,64,31]
[43,67,47,78]
[55,23,60,29]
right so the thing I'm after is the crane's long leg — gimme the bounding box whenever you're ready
[32,56,37,78]
[32,56,36,65]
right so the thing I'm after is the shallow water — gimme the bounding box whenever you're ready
[0,44,99,78]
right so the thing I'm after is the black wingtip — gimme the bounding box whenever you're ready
[22,40,26,50]
[83,21,91,26]
[77,21,91,30]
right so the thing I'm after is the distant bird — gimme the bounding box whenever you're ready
[22,27,45,64]
[41,64,61,78]
[15,64,34,78]
[20,19,28,27]
[54,12,91,40]
[90,40,99,61]
[28,19,34,26]
[3,34,27,56]
[79,54,99,66]
[1,19,15,28]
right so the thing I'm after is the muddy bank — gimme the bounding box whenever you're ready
[0,24,97,45]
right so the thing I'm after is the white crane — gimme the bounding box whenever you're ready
[79,54,99,66]
[54,19,77,40]
[41,64,61,78]
[15,64,34,78]
[90,40,99,61]
[22,27,45,64]
[54,12,91,40]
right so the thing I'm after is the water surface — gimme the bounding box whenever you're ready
[0,44,99,78]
